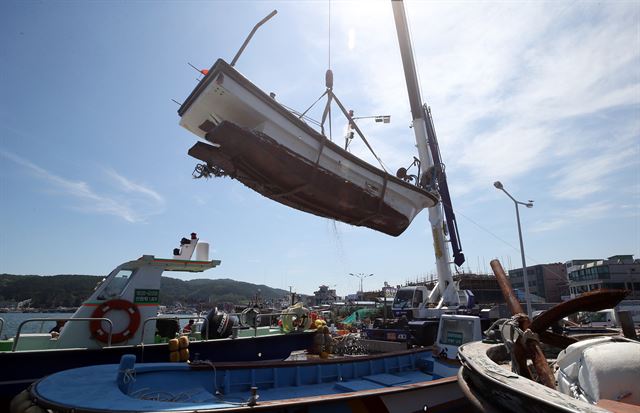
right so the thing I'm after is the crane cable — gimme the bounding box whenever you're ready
[316,0,386,171]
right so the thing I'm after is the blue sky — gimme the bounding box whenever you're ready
[1,1,638,297]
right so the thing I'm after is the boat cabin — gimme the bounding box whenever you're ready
[11,234,219,351]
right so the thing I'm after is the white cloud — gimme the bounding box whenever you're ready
[1,150,164,223]
[310,1,640,203]
[550,148,638,200]
[531,201,615,233]
[104,168,164,203]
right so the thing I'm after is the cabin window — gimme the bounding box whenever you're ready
[413,290,423,308]
[100,269,133,298]
[439,318,475,346]
[393,290,414,308]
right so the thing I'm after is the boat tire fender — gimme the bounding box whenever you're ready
[90,299,141,344]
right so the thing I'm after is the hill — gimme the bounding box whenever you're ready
[0,274,289,308]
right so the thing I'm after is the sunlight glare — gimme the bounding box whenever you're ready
[348,28,356,50]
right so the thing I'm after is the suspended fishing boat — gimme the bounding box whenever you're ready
[179,62,439,237]
[22,348,468,413]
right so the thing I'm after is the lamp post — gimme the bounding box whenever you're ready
[493,181,534,318]
[349,273,373,299]
[345,110,390,150]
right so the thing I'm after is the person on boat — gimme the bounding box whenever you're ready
[49,320,65,338]
[182,319,195,334]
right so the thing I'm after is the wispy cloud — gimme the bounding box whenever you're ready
[1,150,165,222]
[530,201,615,233]
[104,168,163,203]
[293,1,640,203]
[550,147,638,200]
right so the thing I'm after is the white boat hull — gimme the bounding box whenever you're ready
[179,59,439,236]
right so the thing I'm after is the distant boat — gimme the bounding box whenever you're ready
[179,59,439,237]
[23,348,469,413]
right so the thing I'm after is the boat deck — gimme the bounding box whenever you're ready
[33,350,456,412]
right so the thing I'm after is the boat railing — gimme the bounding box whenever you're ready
[228,311,302,335]
[233,311,289,322]
[139,316,209,345]
[12,317,114,351]
[0,317,4,337]
[138,316,208,363]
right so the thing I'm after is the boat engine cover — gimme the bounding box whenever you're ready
[201,311,236,339]
[577,340,640,404]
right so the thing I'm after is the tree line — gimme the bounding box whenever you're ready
[0,274,289,309]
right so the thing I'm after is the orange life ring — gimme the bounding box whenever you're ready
[90,299,141,344]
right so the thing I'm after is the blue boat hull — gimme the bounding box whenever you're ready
[0,332,313,409]
[28,348,469,413]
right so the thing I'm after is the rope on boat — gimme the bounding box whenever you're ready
[297,90,328,123]
[330,91,388,172]
[118,367,137,384]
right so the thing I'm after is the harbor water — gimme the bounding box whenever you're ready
[0,312,70,339]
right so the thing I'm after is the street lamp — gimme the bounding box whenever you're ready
[493,181,534,318]
[345,110,391,150]
[349,273,373,298]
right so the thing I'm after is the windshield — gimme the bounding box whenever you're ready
[393,289,414,309]
[585,311,610,322]
[99,269,133,299]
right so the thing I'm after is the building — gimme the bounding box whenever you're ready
[567,255,640,299]
[455,273,504,305]
[508,263,568,303]
[312,285,338,306]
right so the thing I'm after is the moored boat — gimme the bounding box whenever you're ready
[457,259,640,413]
[0,234,314,408]
[22,347,468,413]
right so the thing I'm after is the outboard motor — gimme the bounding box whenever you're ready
[201,310,236,339]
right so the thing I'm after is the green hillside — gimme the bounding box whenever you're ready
[0,274,288,308]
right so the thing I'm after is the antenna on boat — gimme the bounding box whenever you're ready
[187,62,209,79]
[231,10,278,67]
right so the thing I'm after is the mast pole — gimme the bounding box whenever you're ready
[391,0,458,307]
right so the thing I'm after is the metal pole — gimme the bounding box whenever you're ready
[494,181,533,318]
[231,10,278,67]
[514,202,532,318]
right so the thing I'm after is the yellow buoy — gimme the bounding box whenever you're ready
[178,335,189,349]
[169,350,181,362]
[168,338,180,352]
[179,348,190,362]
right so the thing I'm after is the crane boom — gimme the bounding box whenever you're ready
[391,0,464,307]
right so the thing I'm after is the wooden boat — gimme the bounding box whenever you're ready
[0,234,314,409]
[178,59,439,237]
[20,348,469,413]
[457,260,640,413]
[458,336,639,413]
